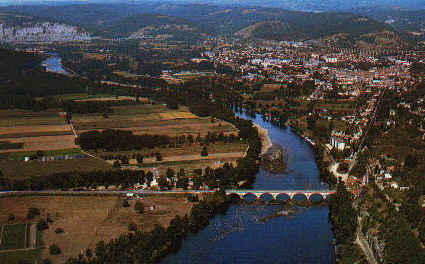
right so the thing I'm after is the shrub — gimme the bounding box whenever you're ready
[122,199,130,207]
[27,207,40,219]
[128,222,137,231]
[8,214,14,221]
[201,146,208,157]
[55,227,64,234]
[134,201,144,214]
[37,219,49,231]
[49,244,61,255]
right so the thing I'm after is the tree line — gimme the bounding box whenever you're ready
[64,191,230,264]
[76,130,171,151]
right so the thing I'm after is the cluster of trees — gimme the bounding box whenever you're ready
[63,100,141,114]
[77,130,171,151]
[0,170,144,191]
[0,48,95,110]
[65,191,230,264]
[381,206,425,263]
[328,182,358,261]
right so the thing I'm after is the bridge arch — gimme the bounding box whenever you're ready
[243,193,258,201]
[276,193,290,201]
[324,193,334,200]
[309,193,324,202]
[229,193,242,201]
[293,193,308,201]
[259,193,274,202]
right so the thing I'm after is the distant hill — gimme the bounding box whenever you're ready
[0,12,91,42]
[105,13,203,41]
[234,12,394,42]
[178,0,425,11]
[354,7,425,37]
[0,3,410,46]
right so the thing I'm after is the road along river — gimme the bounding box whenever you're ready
[162,111,336,264]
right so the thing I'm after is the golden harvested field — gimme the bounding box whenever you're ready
[83,53,108,61]
[0,135,77,153]
[0,125,72,135]
[0,195,193,263]
[113,71,144,79]
[0,157,111,179]
[140,158,239,175]
[99,142,247,159]
[158,111,198,120]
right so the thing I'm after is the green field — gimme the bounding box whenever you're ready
[0,109,65,127]
[0,224,29,250]
[0,157,112,179]
[0,249,40,264]
[36,93,115,101]
[0,148,82,161]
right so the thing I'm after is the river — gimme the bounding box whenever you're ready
[42,54,336,262]
[162,111,335,264]
[42,52,70,75]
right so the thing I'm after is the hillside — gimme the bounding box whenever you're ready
[234,11,399,46]
[354,7,425,38]
[0,3,407,46]
[0,12,91,42]
[105,13,203,41]
[0,48,89,109]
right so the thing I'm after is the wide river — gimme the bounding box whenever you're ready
[42,52,70,75]
[162,111,336,264]
[43,55,335,263]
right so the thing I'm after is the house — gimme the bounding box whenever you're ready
[384,173,392,180]
[390,182,399,189]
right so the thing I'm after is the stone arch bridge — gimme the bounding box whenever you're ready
[225,189,336,201]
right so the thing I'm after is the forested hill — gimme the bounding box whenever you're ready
[105,13,204,40]
[0,48,89,110]
[0,3,406,45]
[236,12,394,41]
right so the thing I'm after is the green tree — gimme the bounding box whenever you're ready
[158,176,168,190]
[49,244,61,255]
[134,201,144,214]
[122,199,130,208]
[201,146,208,157]
[27,207,40,219]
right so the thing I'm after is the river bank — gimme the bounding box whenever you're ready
[253,123,273,155]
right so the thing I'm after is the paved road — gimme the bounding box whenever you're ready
[29,224,37,249]
[356,232,378,264]
[356,217,378,264]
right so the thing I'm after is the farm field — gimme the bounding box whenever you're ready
[0,135,77,153]
[0,224,30,250]
[139,157,239,176]
[0,195,193,264]
[0,249,41,264]
[0,109,66,127]
[72,104,238,136]
[0,157,112,180]
[98,142,247,159]
[0,109,77,155]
